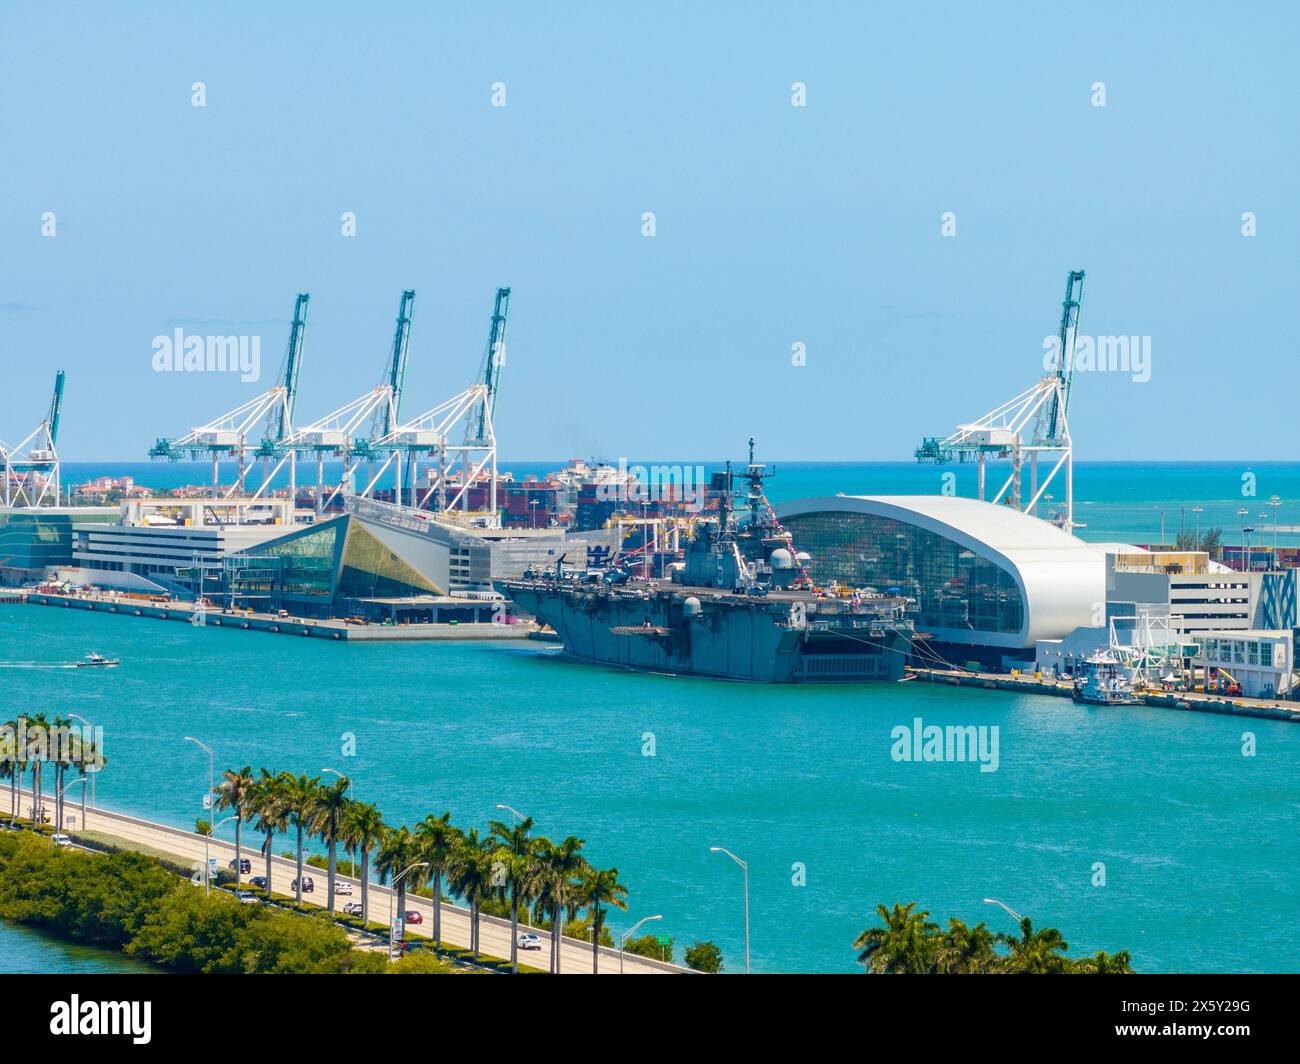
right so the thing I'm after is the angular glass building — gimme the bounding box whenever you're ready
[225,514,440,616]
[776,495,1105,661]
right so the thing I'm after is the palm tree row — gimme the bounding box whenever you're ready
[215,767,630,973]
[0,713,106,834]
[853,901,1134,974]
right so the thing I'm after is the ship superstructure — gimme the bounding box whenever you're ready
[497,441,918,683]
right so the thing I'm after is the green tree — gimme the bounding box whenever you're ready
[935,917,999,974]
[413,811,461,952]
[309,775,351,914]
[577,864,627,974]
[853,902,939,974]
[530,834,585,974]
[281,773,321,906]
[1073,949,1134,974]
[375,826,425,947]
[446,828,495,962]
[342,801,386,925]
[684,940,724,973]
[1000,916,1071,974]
[488,814,538,975]
[247,769,289,898]
[215,765,255,887]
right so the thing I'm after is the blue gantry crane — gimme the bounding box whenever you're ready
[915,269,1086,531]
[1,370,66,507]
[149,293,310,499]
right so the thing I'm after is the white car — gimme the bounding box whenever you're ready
[517,932,542,951]
[234,890,259,905]
[51,834,73,848]
[334,881,354,896]
[342,901,364,916]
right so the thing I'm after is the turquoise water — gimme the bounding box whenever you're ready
[64,460,1300,547]
[0,919,156,974]
[3,606,1297,973]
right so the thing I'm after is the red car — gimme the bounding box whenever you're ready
[404,910,423,925]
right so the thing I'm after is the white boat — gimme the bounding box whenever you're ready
[1072,654,1138,705]
[75,652,120,668]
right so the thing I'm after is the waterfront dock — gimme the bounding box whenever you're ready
[907,666,1300,723]
[8,791,684,975]
[22,591,537,643]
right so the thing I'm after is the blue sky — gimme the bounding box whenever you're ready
[2,1,1296,461]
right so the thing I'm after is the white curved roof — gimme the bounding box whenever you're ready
[775,495,1106,650]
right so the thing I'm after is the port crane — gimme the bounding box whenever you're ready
[149,294,309,499]
[361,287,510,520]
[915,270,1085,532]
[289,291,413,515]
[1,370,65,507]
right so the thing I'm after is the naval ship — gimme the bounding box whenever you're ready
[496,443,918,683]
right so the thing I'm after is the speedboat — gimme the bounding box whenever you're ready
[75,652,119,668]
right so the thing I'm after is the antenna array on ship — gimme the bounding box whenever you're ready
[1,370,65,507]
[915,269,1085,533]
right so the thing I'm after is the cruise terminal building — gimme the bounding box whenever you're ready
[775,495,1106,666]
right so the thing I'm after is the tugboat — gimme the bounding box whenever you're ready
[1072,653,1139,705]
[75,652,120,668]
[497,441,918,683]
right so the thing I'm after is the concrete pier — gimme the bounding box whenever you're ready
[907,666,1300,723]
[22,592,537,642]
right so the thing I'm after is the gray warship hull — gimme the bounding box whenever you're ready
[500,580,914,683]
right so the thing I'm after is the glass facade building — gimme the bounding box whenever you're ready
[781,510,1025,637]
[224,515,439,615]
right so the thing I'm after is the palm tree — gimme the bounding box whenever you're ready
[342,801,386,925]
[1001,916,1071,974]
[935,918,999,974]
[280,772,320,906]
[853,902,939,974]
[309,775,351,914]
[577,864,627,974]
[72,728,105,831]
[530,835,585,973]
[375,825,425,938]
[50,714,72,833]
[489,815,537,974]
[446,829,495,961]
[0,720,17,823]
[24,712,51,827]
[247,769,289,897]
[215,765,255,887]
[1073,949,1134,974]
[414,812,461,952]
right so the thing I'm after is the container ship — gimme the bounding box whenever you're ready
[496,443,918,683]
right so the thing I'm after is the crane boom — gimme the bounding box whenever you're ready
[273,293,310,443]
[47,370,65,445]
[469,287,509,445]
[383,290,415,438]
[1045,270,1085,444]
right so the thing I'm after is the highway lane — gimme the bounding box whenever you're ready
[9,793,682,974]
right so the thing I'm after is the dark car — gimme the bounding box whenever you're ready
[228,857,251,874]
[291,877,315,894]
[250,876,268,890]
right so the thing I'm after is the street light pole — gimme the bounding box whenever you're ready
[495,803,524,823]
[710,846,750,974]
[982,897,1024,924]
[619,914,663,974]
[184,737,214,894]
[388,861,428,960]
